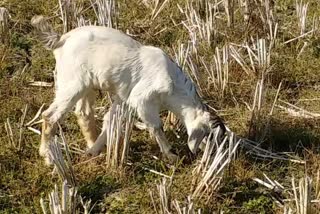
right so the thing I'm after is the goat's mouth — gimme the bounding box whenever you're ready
[188,141,202,154]
[188,125,227,155]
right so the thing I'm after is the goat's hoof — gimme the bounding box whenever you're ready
[39,146,53,166]
[86,146,101,157]
[44,155,53,166]
[39,143,49,157]
[164,152,179,164]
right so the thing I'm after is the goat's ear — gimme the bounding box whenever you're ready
[188,128,206,154]
[209,115,226,141]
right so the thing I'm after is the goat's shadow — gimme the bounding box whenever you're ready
[130,127,195,163]
[213,117,320,213]
[78,175,120,212]
[253,117,320,154]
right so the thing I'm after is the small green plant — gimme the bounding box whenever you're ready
[243,195,274,214]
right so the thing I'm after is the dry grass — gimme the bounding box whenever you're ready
[0,7,11,44]
[1,0,320,213]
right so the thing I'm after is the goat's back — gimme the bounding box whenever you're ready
[53,26,176,101]
[57,26,141,49]
[52,26,142,88]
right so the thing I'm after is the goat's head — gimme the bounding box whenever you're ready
[187,110,226,154]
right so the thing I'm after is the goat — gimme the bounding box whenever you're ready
[31,16,226,165]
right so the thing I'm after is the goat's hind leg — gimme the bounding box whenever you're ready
[74,90,98,149]
[40,108,58,164]
[86,98,120,156]
[40,84,84,165]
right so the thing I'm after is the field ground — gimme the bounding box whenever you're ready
[1,0,320,213]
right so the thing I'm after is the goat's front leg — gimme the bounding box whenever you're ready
[136,102,178,162]
[40,86,84,165]
[74,90,98,149]
[149,127,178,162]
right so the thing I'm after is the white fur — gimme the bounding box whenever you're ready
[38,26,221,163]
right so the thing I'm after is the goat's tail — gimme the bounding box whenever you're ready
[31,15,62,50]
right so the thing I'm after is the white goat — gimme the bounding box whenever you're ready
[31,16,225,165]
